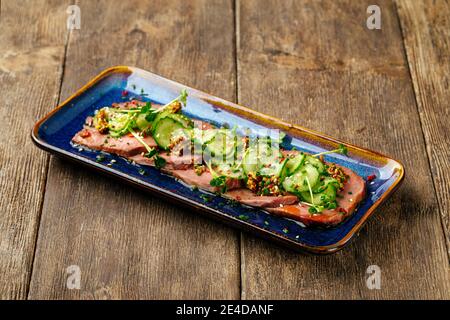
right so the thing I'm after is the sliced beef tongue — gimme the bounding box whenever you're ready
[169,169,241,193]
[266,166,366,226]
[224,189,298,208]
[129,152,202,171]
[72,128,158,158]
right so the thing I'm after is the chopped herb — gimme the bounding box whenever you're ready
[348,191,353,195]
[282,228,289,234]
[140,102,152,114]
[96,154,106,162]
[206,161,228,193]
[154,155,166,169]
[200,194,212,202]
[145,112,157,122]
[308,206,318,214]
[264,220,270,226]
[326,201,337,210]
[138,168,146,176]
[209,176,227,193]
[145,149,158,159]
[238,215,249,221]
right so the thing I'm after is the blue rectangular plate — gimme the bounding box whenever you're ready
[31,66,404,254]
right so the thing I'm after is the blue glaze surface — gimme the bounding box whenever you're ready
[34,68,402,250]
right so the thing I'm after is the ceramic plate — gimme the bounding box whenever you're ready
[31,66,404,254]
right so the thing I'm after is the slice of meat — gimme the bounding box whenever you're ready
[266,166,366,226]
[224,189,298,208]
[169,169,241,193]
[72,128,157,157]
[129,152,202,170]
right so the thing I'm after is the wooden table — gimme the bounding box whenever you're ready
[1,0,449,299]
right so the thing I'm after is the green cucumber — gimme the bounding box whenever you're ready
[152,110,171,127]
[135,113,151,131]
[242,143,282,174]
[107,110,134,136]
[282,164,319,193]
[301,182,337,205]
[215,163,244,180]
[312,177,339,193]
[282,153,305,177]
[152,117,185,150]
[304,155,326,173]
[259,158,288,177]
[205,131,236,161]
[192,128,217,145]
[166,113,193,129]
[242,148,259,174]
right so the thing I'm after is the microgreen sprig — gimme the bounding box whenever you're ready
[128,127,156,158]
[313,143,348,158]
[154,88,188,114]
[303,176,325,214]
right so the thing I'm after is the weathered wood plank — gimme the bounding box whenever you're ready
[28,0,240,299]
[237,0,450,299]
[0,0,69,299]
[396,0,450,259]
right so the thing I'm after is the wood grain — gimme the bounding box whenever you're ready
[0,0,69,299]
[237,0,450,299]
[28,0,240,299]
[396,0,450,259]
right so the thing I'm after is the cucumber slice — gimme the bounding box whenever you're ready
[282,153,305,177]
[259,158,288,177]
[242,148,259,174]
[107,110,133,135]
[215,163,244,180]
[192,128,217,145]
[205,131,236,162]
[304,155,326,173]
[152,117,185,150]
[312,177,339,193]
[242,143,282,175]
[135,113,151,131]
[282,164,319,193]
[301,182,337,205]
[152,110,171,127]
[166,113,193,129]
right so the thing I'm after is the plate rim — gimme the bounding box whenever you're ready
[31,65,405,254]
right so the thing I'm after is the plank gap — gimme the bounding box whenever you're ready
[26,14,74,300]
[394,0,450,262]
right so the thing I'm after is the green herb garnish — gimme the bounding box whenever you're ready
[200,194,212,202]
[313,143,348,157]
[154,155,166,169]
[96,154,106,162]
[206,161,228,193]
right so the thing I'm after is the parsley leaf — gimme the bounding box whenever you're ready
[154,155,166,169]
